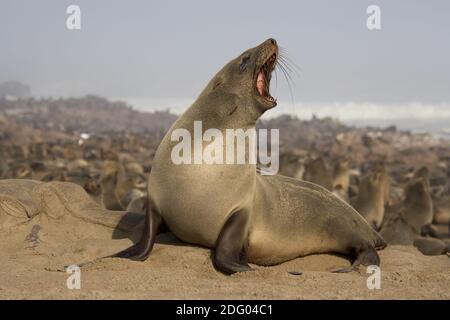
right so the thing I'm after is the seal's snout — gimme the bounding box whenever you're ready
[267,38,277,47]
[262,38,278,53]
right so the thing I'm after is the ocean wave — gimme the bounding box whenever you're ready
[121,97,450,132]
[271,102,450,121]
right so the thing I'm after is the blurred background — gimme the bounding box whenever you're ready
[1,0,450,133]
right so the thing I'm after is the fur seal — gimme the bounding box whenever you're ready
[332,184,349,203]
[99,160,147,210]
[353,166,390,230]
[403,175,433,232]
[302,157,333,191]
[332,156,351,193]
[380,174,448,255]
[100,170,123,210]
[278,152,304,179]
[116,39,386,273]
[0,150,9,178]
[433,196,450,225]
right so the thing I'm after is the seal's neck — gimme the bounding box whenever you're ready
[184,92,262,131]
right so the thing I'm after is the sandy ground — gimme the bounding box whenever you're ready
[0,233,449,300]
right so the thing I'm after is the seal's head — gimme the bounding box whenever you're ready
[208,38,279,114]
[368,172,382,189]
[405,177,431,204]
[335,156,351,171]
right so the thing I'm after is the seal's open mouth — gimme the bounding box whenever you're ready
[256,53,277,104]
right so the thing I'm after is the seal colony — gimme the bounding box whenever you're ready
[117,39,387,273]
[0,63,449,299]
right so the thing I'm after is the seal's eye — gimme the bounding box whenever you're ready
[239,55,250,72]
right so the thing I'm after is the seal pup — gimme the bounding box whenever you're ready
[403,173,433,232]
[99,170,124,211]
[353,170,390,230]
[116,39,386,273]
[98,159,144,209]
[332,156,351,193]
[380,175,448,255]
[406,176,433,230]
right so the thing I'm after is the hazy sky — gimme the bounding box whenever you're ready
[1,0,449,115]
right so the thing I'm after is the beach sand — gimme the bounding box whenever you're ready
[0,232,448,300]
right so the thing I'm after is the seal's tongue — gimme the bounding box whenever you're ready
[257,71,266,96]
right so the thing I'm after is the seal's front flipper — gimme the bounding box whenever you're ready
[213,210,252,274]
[115,197,162,261]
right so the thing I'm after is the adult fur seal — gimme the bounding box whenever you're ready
[116,39,386,273]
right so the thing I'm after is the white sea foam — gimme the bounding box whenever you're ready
[119,97,450,133]
[273,102,450,121]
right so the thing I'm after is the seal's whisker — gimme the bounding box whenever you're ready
[278,56,294,75]
[279,46,302,75]
[274,68,278,91]
[276,60,295,106]
[277,59,294,84]
[279,46,288,53]
[276,49,298,110]
[276,60,293,86]
[279,54,302,78]
[282,56,302,76]
[278,57,295,78]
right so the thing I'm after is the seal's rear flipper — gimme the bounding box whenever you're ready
[213,210,252,274]
[421,224,450,239]
[114,197,162,261]
[414,237,448,255]
[333,245,380,273]
[352,245,380,267]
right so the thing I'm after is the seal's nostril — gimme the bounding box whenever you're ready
[269,38,277,46]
